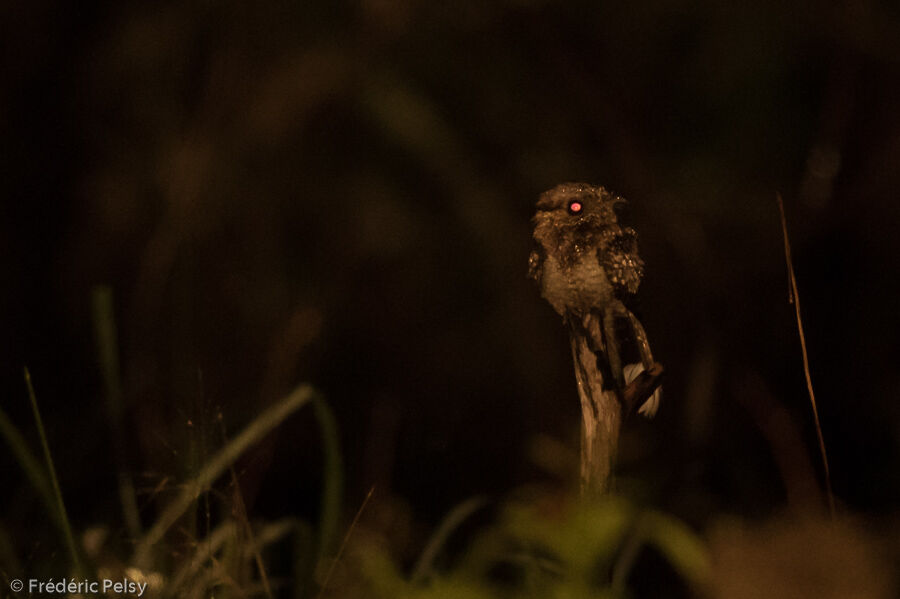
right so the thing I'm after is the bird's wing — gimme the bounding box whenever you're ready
[599,227,644,296]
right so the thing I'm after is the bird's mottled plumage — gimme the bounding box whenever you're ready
[529,182,660,417]
[529,183,643,315]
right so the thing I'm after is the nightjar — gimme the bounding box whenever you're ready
[529,182,660,417]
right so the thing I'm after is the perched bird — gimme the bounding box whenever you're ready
[529,182,660,417]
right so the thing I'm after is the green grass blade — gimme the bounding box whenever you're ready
[312,395,343,563]
[612,510,711,593]
[294,395,344,599]
[91,285,142,538]
[0,402,57,523]
[410,496,488,584]
[91,286,124,422]
[24,368,85,577]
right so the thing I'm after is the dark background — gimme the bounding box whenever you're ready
[2,0,899,561]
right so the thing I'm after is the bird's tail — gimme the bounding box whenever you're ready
[623,362,661,418]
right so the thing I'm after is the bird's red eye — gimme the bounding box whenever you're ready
[567,200,583,215]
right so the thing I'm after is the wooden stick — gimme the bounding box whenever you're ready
[569,329,621,496]
[568,314,664,496]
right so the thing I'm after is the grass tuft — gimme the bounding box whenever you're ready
[132,383,316,568]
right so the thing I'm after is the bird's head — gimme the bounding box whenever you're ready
[532,182,626,247]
